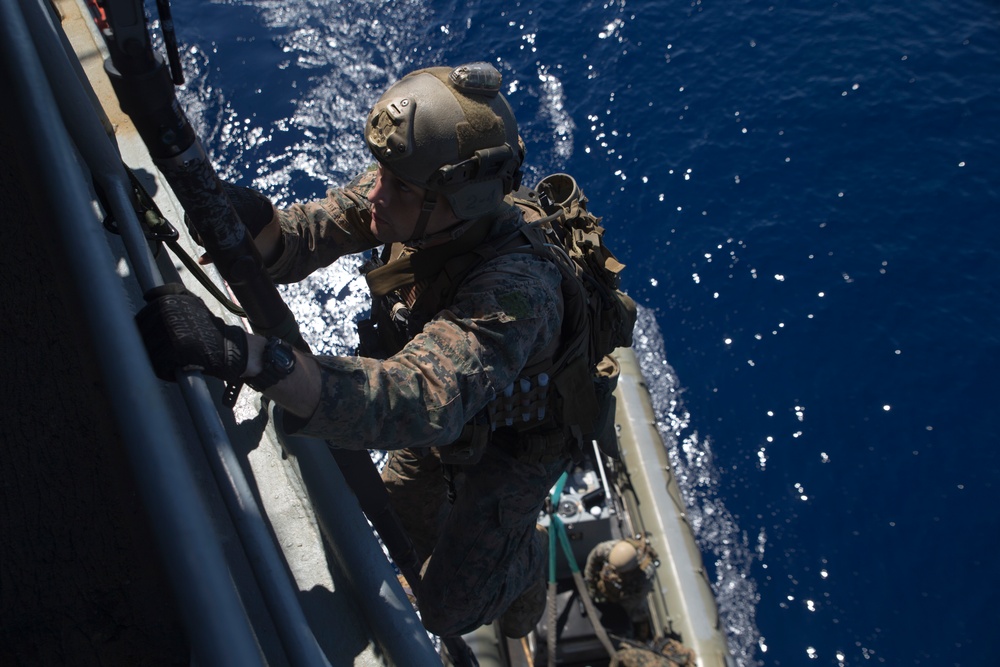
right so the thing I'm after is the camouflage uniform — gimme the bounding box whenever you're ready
[610,640,696,667]
[269,170,573,636]
[584,538,658,623]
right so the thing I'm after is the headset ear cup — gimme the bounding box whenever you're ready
[445,181,505,221]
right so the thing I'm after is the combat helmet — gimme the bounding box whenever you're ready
[366,62,523,237]
[608,540,641,574]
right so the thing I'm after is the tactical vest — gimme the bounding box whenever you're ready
[358,177,634,463]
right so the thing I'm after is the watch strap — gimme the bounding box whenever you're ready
[246,337,295,392]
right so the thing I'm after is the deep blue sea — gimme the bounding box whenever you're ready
[161,1,1000,664]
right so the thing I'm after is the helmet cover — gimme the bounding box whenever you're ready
[366,62,523,219]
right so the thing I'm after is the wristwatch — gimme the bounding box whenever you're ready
[246,337,296,391]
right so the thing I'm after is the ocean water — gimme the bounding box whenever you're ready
[161,0,1000,664]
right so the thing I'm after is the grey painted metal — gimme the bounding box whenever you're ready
[22,1,337,664]
[613,348,735,667]
[274,414,442,667]
[0,2,264,665]
[17,1,557,665]
[177,377,334,667]
[23,0,163,292]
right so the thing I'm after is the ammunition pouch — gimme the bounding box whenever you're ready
[487,372,553,430]
[437,353,623,466]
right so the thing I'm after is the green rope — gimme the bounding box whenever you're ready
[546,472,619,661]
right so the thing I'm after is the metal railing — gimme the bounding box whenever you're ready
[2,1,263,664]
[5,0,439,664]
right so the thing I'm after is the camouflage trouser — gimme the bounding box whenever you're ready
[610,639,697,667]
[381,431,571,637]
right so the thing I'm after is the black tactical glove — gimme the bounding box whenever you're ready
[184,181,275,246]
[136,283,248,383]
[222,181,275,238]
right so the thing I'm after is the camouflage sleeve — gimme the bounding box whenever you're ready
[266,169,381,284]
[584,541,614,594]
[293,252,565,450]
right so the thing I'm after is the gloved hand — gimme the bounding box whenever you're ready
[222,181,276,238]
[185,180,276,247]
[136,283,248,383]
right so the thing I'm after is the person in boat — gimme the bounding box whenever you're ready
[138,62,577,640]
[585,538,658,628]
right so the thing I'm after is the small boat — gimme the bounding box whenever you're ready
[2,0,734,664]
[459,345,733,667]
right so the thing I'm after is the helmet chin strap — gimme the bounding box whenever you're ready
[409,190,438,243]
[408,189,495,248]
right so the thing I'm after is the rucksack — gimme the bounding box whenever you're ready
[522,173,636,365]
[509,173,637,455]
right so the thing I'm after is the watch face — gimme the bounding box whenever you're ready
[269,340,296,374]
